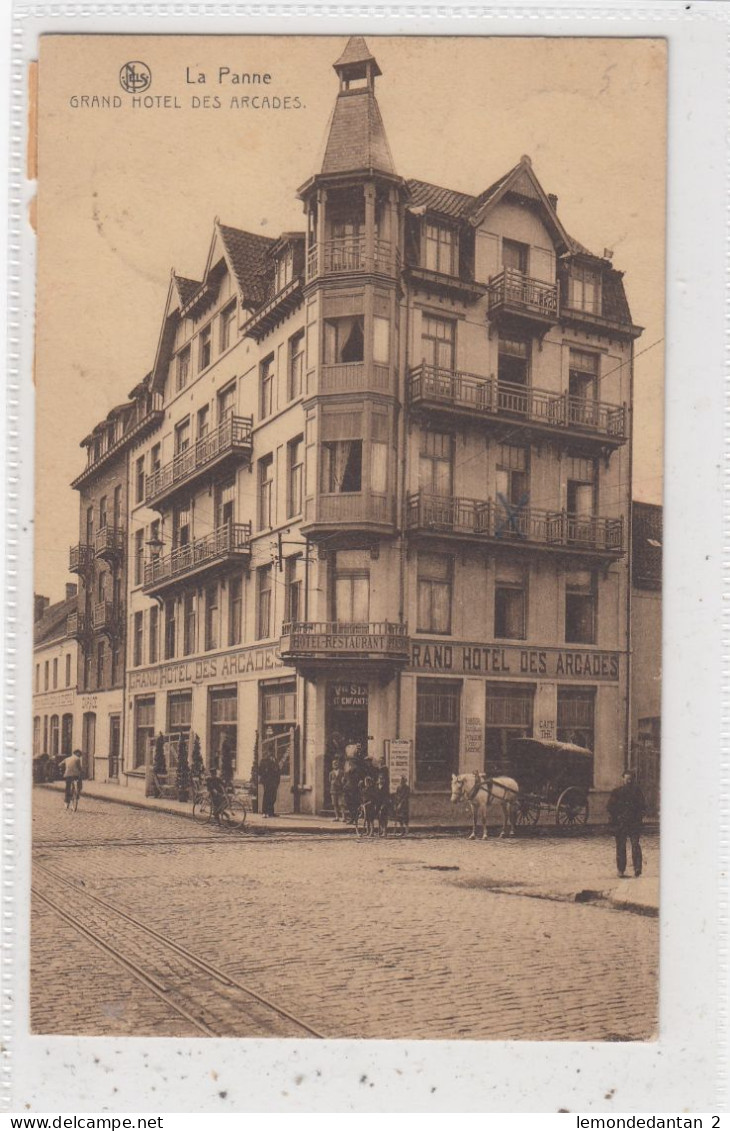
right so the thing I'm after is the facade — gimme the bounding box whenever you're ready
[32,588,79,767]
[631,501,662,811]
[75,37,642,816]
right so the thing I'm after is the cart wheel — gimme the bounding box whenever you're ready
[556,787,589,829]
[515,795,541,826]
[193,795,212,823]
[222,797,247,831]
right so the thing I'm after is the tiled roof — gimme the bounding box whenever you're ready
[321,89,395,176]
[406,179,477,220]
[217,224,276,306]
[173,274,201,307]
[333,36,381,74]
[34,595,76,648]
[603,268,634,324]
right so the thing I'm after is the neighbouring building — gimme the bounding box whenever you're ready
[32,586,79,767]
[631,500,662,812]
[74,37,642,816]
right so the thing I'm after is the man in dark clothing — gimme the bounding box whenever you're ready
[258,752,281,818]
[607,770,646,878]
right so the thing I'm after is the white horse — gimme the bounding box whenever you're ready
[450,772,519,840]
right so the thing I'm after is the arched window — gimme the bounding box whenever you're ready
[33,717,41,756]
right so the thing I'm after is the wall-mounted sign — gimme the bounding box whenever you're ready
[539,718,556,740]
[128,642,283,692]
[386,738,412,784]
[329,683,368,710]
[32,690,75,710]
[464,716,483,754]
[410,642,620,682]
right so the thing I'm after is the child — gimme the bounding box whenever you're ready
[329,757,346,822]
[393,776,410,834]
[360,776,377,837]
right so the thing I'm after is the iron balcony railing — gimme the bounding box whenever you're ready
[142,522,252,592]
[145,415,253,506]
[408,364,626,440]
[487,267,559,320]
[92,600,124,633]
[406,492,624,554]
[69,543,94,574]
[94,525,125,559]
[307,236,398,280]
[280,620,410,661]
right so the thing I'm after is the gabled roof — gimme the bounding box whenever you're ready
[173,274,201,307]
[320,88,395,177]
[406,179,476,220]
[34,594,76,648]
[217,223,276,307]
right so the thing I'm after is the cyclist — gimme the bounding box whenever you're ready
[205,768,228,825]
[58,748,83,809]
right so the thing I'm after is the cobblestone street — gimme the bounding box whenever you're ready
[31,788,658,1041]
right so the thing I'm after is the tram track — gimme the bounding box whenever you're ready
[32,860,324,1039]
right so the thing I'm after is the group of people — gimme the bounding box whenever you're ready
[328,739,410,835]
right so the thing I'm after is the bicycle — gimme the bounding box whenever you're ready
[65,779,81,813]
[192,782,247,830]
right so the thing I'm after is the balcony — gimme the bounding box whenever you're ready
[408,365,627,448]
[92,600,124,636]
[94,525,125,563]
[145,415,253,510]
[66,612,88,639]
[72,394,164,490]
[403,265,487,305]
[487,268,559,332]
[306,237,399,281]
[69,543,94,575]
[280,620,410,678]
[319,361,391,395]
[142,523,252,598]
[406,492,624,561]
[302,492,396,542]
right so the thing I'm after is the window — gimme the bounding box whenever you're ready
[164,599,176,660]
[197,404,210,440]
[135,456,145,504]
[52,657,58,689]
[259,455,274,530]
[215,479,235,531]
[205,584,219,651]
[148,605,159,664]
[96,640,105,687]
[416,679,460,785]
[424,222,457,275]
[65,654,71,687]
[86,505,95,544]
[219,300,236,353]
[35,663,39,692]
[133,611,144,667]
[502,238,528,274]
[496,444,529,509]
[498,334,530,387]
[134,529,144,586]
[33,717,40,756]
[485,684,533,770]
[260,355,275,419]
[218,381,236,423]
[98,571,107,603]
[228,576,243,646]
[43,715,48,753]
[199,324,212,371]
[49,715,60,759]
[113,484,122,527]
[44,661,49,691]
[421,314,455,371]
[288,331,304,400]
[419,430,453,496]
[288,436,304,518]
[285,557,303,624]
[175,418,191,456]
[257,566,272,640]
[568,349,600,425]
[149,520,161,564]
[134,697,155,770]
[183,592,196,655]
[275,246,294,293]
[557,688,595,753]
[261,680,296,777]
[566,457,596,519]
[323,315,364,364]
[321,440,362,493]
[167,691,192,738]
[173,501,191,548]
[99,495,107,530]
[567,264,602,314]
[494,561,527,640]
[333,554,370,623]
[176,346,191,391]
[83,653,92,692]
[417,553,452,634]
[210,687,238,774]
[565,569,596,644]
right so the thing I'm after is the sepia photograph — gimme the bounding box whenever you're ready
[29,32,665,1045]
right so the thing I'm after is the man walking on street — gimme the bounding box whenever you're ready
[607,769,646,878]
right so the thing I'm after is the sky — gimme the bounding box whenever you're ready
[35,34,666,602]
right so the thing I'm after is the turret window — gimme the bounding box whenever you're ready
[324,315,364,364]
[322,440,362,493]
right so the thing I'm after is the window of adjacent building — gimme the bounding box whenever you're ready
[485,683,534,770]
[218,381,236,423]
[173,501,191,549]
[133,611,144,667]
[43,715,49,754]
[416,678,460,785]
[288,331,304,400]
[52,658,58,689]
[197,404,210,441]
[176,345,191,392]
[323,315,364,365]
[565,569,596,644]
[99,495,108,530]
[228,576,243,646]
[417,552,453,634]
[175,417,191,456]
[423,221,457,275]
[260,355,275,419]
[183,592,196,656]
[210,687,238,774]
[275,246,294,293]
[205,584,219,652]
[86,505,95,544]
[498,334,530,387]
[557,687,595,754]
[502,238,529,274]
[494,561,528,640]
[44,661,49,691]
[199,324,212,371]
[567,264,602,315]
[257,566,272,640]
[33,716,40,755]
[148,605,159,665]
[164,599,176,660]
[219,300,237,353]
[496,444,529,508]
[134,696,155,770]
[333,562,370,624]
[65,654,71,687]
[566,456,596,517]
[96,640,105,688]
[168,691,192,739]
[135,456,145,504]
[215,479,235,532]
[134,528,144,586]
[288,436,304,518]
[258,455,274,530]
[419,430,453,496]
[421,314,455,371]
[321,439,362,494]
[285,556,303,625]
[49,715,60,759]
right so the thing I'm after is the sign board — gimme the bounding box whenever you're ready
[329,682,368,710]
[410,641,620,682]
[464,716,483,755]
[386,738,412,785]
[538,718,556,740]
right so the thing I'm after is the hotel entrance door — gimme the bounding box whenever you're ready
[325,681,369,809]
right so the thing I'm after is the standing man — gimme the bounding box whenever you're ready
[259,748,281,818]
[607,769,647,878]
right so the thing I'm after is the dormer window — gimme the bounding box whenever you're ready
[567,263,602,315]
[502,238,528,274]
[219,300,236,352]
[176,346,190,392]
[424,221,457,275]
[199,325,212,371]
[275,247,294,293]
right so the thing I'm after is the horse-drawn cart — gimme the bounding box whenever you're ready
[506,738,594,829]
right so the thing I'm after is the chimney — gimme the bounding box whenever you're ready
[34,594,50,623]
[65,583,78,601]
[548,193,558,212]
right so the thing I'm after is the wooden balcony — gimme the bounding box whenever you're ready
[142,523,252,598]
[92,600,124,636]
[408,365,627,448]
[280,620,410,678]
[65,611,88,639]
[487,268,559,332]
[301,492,396,542]
[94,525,125,563]
[306,236,399,281]
[319,361,391,394]
[69,543,94,575]
[406,492,624,561]
[145,415,253,510]
[72,394,164,489]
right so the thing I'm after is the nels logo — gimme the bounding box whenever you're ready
[119,61,152,94]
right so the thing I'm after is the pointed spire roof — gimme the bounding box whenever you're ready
[333,36,382,77]
[319,37,395,177]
